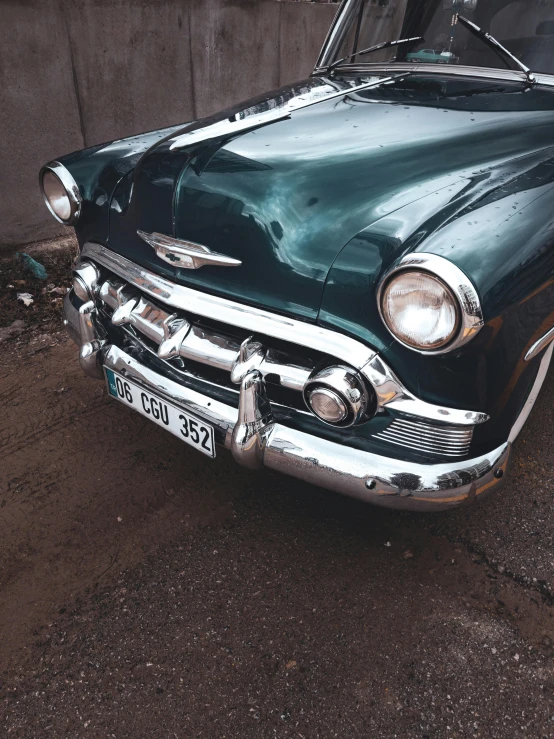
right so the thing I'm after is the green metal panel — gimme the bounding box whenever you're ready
[58,72,554,444]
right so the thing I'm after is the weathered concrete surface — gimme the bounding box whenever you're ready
[64,0,196,145]
[0,2,84,245]
[279,0,337,85]
[190,0,281,118]
[1,315,554,736]
[1,0,339,247]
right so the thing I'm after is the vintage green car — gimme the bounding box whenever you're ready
[406,49,458,64]
[40,0,554,510]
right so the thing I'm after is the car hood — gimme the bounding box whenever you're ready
[108,73,554,321]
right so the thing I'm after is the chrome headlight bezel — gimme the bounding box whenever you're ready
[377,253,484,355]
[303,364,373,427]
[39,161,82,225]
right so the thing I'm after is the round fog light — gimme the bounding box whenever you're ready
[73,275,90,302]
[72,261,100,302]
[308,387,348,424]
[303,365,373,427]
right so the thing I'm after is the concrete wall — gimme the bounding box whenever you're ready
[0,0,338,247]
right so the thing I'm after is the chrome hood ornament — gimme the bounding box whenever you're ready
[137,230,242,270]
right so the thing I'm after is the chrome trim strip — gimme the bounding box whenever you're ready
[137,230,242,269]
[82,242,377,370]
[168,75,403,152]
[82,242,488,427]
[312,62,554,88]
[101,343,509,511]
[375,436,468,456]
[314,0,349,70]
[384,417,473,438]
[39,160,82,225]
[525,326,554,363]
[361,354,488,426]
[375,418,473,458]
[376,253,484,355]
[509,342,554,443]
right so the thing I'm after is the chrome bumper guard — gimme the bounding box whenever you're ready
[64,292,510,511]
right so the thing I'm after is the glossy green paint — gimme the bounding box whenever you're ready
[107,75,390,320]
[317,75,554,444]
[60,124,183,245]
[58,71,554,449]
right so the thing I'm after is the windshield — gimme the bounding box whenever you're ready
[319,0,554,77]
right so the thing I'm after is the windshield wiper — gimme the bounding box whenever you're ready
[457,15,536,85]
[327,36,423,74]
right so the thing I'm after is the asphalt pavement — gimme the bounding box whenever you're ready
[1,328,554,738]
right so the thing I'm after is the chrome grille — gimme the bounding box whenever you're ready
[374,418,473,458]
[73,246,488,449]
[97,277,315,392]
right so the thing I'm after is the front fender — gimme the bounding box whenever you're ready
[55,124,184,246]
[319,149,554,452]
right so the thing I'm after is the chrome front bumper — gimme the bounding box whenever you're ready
[64,292,510,511]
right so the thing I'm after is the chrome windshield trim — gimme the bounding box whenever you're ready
[315,0,349,70]
[312,62,554,88]
[82,242,377,369]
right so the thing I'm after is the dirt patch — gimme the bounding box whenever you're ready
[0,235,77,335]
[0,337,252,675]
[3,483,554,738]
[1,306,554,736]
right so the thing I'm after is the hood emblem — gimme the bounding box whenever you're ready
[137,230,242,270]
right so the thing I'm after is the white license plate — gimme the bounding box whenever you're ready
[105,368,215,457]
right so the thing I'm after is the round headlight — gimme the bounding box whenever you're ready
[42,171,72,221]
[39,162,81,224]
[381,270,459,351]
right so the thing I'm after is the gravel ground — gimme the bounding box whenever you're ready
[1,240,554,737]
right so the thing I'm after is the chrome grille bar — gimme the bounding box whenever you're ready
[83,242,377,370]
[98,276,314,390]
[181,326,240,371]
[374,419,474,458]
[78,244,489,432]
